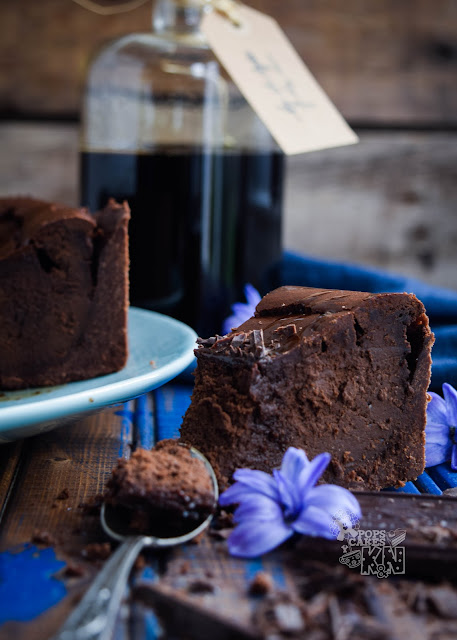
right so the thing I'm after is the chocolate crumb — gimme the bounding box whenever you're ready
[179,561,191,575]
[64,562,85,578]
[82,542,112,561]
[249,572,273,596]
[187,579,214,594]
[78,494,104,516]
[32,530,59,546]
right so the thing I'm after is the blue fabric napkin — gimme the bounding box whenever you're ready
[278,251,457,391]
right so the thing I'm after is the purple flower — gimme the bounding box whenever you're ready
[218,447,361,558]
[425,383,457,470]
[222,284,261,335]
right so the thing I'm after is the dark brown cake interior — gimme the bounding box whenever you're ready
[180,286,434,491]
[104,440,216,537]
[0,197,129,389]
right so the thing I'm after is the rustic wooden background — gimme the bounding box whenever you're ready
[1,0,457,289]
[2,0,457,123]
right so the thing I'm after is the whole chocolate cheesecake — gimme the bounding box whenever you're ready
[180,286,434,490]
[0,197,129,389]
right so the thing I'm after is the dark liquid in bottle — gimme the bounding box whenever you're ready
[80,147,284,336]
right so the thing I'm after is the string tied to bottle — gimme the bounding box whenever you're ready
[71,0,242,23]
[71,0,151,16]
[210,0,242,28]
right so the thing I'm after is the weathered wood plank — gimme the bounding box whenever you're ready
[1,0,456,123]
[1,122,456,291]
[0,393,161,640]
[284,130,457,291]
[0,123,79,205]
[0,405,133,640]
[0,441,24,524]
[0,406,130,551]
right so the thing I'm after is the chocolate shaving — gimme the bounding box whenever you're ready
[253,593,306,637]
[273,323,297,338]
[252,329,266,357]
[197,336,218,348]
[231,333,247,348]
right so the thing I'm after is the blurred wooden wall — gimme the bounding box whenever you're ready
[1,1,457,290]
[1,0,456,124]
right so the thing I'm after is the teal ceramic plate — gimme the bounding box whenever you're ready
[0,308,197,442]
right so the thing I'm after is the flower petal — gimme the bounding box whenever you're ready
[219,482,246,507]
[451,444,457,471]
[222,285,261,334]
[296,452,331,496]
[231,302,252,317]
[305,485,361,523]
[426,392,448,425]
[219,473,280,508]
[291,504,336,539]
[425,421,451,446]
[443,383,457,428]
[232,468,280,500]
[426,442,451,467]
[226,520,293,558]
[233,494,283,523]
[279,447,309,483]
[244,284,261,309]
[219,483,278,507]
[273,468,297,515]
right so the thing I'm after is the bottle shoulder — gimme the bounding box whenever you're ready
[90,32,213,68]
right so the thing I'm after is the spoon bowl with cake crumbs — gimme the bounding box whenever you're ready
[52,442,218,640]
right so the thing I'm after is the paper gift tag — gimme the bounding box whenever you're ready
[202,2,358,155]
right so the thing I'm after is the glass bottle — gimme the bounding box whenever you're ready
[80,0,284,337]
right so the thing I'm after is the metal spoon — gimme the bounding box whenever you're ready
[52,446,218,640]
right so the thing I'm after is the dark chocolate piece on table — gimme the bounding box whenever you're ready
[180,286,434,490]
[294,492,457,580]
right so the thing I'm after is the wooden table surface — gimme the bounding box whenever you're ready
[1,381,457,640]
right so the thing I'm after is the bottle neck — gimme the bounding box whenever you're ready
[152,0,210,36]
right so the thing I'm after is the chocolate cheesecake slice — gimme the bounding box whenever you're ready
[0,197,129,389]
[180,286,434,490]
